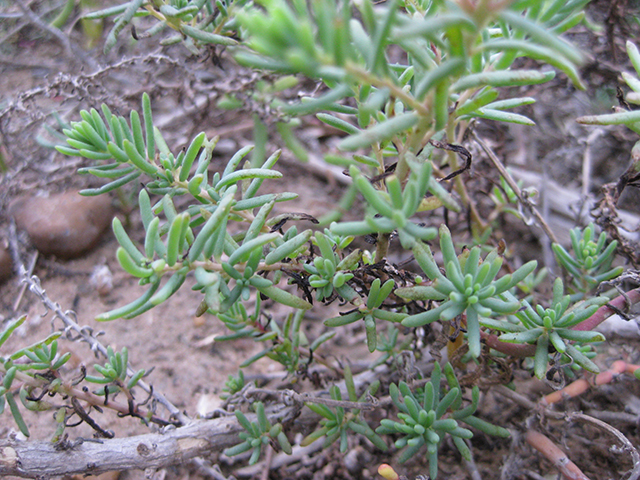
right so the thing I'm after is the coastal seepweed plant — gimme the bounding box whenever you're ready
[300,365,387,453]
[552,223,624,299]
[376,362,509,479]
[224,401,292,464]
[396,225,538,358]
[0,316,149,440]
[483,278,607,379]
[6,0,637,477]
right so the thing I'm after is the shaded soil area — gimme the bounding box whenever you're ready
[1,1,640,479]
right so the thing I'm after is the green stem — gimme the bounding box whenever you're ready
[375,233,391,264]
[345,64,429,118]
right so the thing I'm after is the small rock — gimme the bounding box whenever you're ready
[596,314,639,339]
[10,192,114,259]
[89,264,113,296]
[0,242,11,283]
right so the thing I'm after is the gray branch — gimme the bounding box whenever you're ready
[0,417,240,478]
[0,360,381,478]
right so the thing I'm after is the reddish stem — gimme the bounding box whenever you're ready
[482,332,535,358]
[541,360,640,406]
[483,287,640,357]
[524,430,591,480]
[572,287,640,331]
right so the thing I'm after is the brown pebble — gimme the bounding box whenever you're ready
[10,192,114,259]
[0,242,12,282]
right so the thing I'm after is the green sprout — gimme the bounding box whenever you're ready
[330,160,446,251]
[552,223,623,298]
[396,225,537,357]
[221,370,245,400]
[304,230,360,302]
[301,368,386,452]
[325,278,406,352]
[489,174,537,223]
[376,362,508,479]
[85,346,146,396]
[484,278,607,379]
[370,324,409,369]
[0,316,72,437]
[224,402,292,465]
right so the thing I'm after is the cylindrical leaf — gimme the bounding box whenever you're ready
[338,113,418,151]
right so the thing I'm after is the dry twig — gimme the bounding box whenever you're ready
[568,413,640,480]
[472,131,558,244]
[8,221,189,426]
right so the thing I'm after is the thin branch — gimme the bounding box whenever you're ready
[245,387,377,411]
[572,287,640,331]
[191,459,236,480]
[8,221,190,426]
[472,131,558,244]
[0,53,182,122]
[12,251,37,312]
[259,445,273,480]
[14,3,97,69]
[581,129,605,198]
[568,413,640,480]
[584,409,640,426]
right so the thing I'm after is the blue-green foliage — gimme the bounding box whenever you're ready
[552,223,623,298]
[396,225,537,357]
[483,278,607,378]
[224,402,292,464]
[376,362,508,479]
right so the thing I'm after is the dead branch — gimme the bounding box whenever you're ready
[0,416,240,478]
[0,366,381,478]
[568,413,640,480]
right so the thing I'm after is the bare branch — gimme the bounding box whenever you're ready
[568,413,640,480]
[8,221,190,426]
[0,417,240,478]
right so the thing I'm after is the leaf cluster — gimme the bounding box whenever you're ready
[376,362,508,479]
[224,402,292,464]
[486,278,607,378]
[85,346,146,396]
[396,225,537,357]
[0,317,70,437]
[301,366,386,453]
[552,223,623,298]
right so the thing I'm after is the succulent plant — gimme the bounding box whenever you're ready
[325,278,406,352]
[552,223,623,298]
[301,369,386,453]
[483,278,607,379]
[376,362,509,479]
[396,225,537,357]
[224,402,292,465]
[11,0,631,477]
